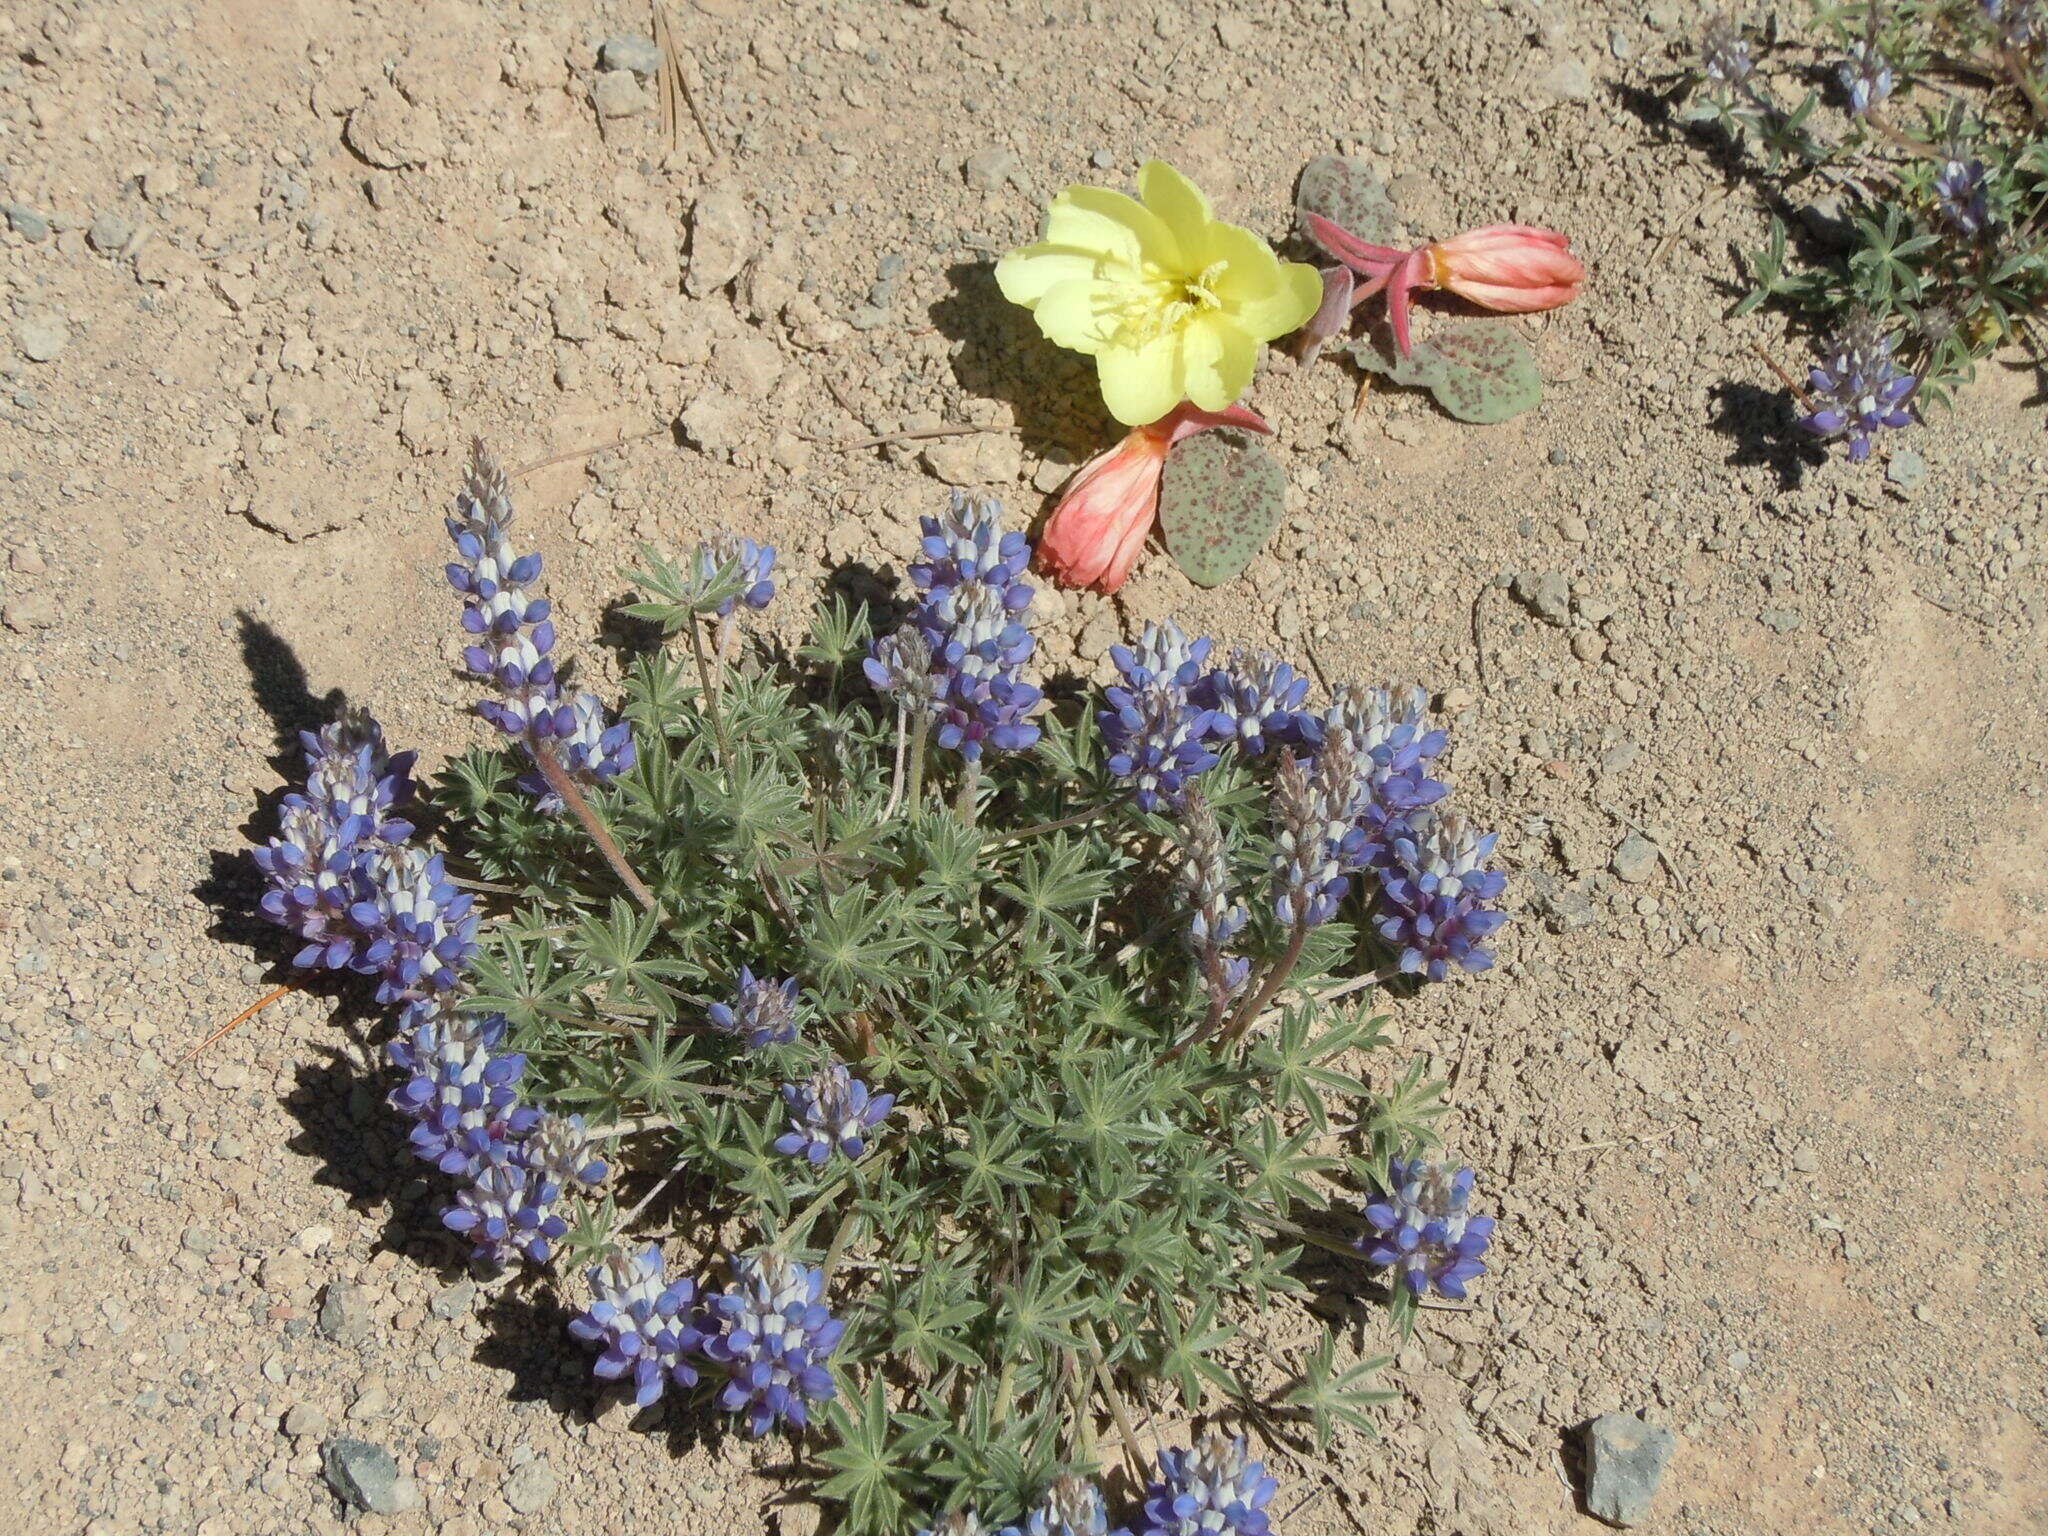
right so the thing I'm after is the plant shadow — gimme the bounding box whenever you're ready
[1706,379,1827,489]
[929,258,1111,464]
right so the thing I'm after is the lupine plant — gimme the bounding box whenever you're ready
[1679,4,2048,459]
[242,442,1517,1533]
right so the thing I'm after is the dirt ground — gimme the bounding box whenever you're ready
[1,1,2044,1534]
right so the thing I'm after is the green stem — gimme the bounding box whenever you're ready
[687,619,732,766]
[954,757,981,827]
[904,713,930,816]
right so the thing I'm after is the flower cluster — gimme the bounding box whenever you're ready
[696,532,778,618]
[1374,813,1511,980]
[252,713,477,1002]
[445,439,634,802]
[1322,682,1449,863]
[700,1251,845,1436]
[1837,38,1893,117]
[1137,1433,1277,1536]
[1358,1157,1496,1300]
[1197,650,1321,757]
[1099,621,1221,811]
[1797,315,1917,463]
[1175,791,1250,1002]
[1268,741,1364,930]
[708,967,802,1049]
[868,492,1043,760]
[568,1246,704,1407]
[775,1063,894,1165]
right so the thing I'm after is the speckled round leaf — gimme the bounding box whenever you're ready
[1159,432,1287,588]
[1296,155,1404,247]
[1349,319,1449,388]
[1423,326,1542,423]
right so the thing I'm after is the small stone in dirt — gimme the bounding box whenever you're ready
[1513,569,1572,626]
[964,147,1020,191]
[1759,607,1802,634]
[284,1403,329,1439]
[686,187,755,297]
[2,596,58,634]
[1886,449,1926,489]
[1611,832,1659,884]
[16,312,70,362]
[5,203,50,242]
[591,69,648,119]
[599,34,662,76]
[429,1281,476,1320]
[1583,1411,1675,1526]
[87,211,133,253]
[317,1281,372,1344]
[1538,58,1596,102]
[504,1459,558,1515]
[321,1436,419,1516]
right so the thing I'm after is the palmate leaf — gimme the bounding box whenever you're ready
[818,1375,926,1536]
[1149,1296,1239,1415]
[466,935,585,1034]
[1282,1332,1395,1450]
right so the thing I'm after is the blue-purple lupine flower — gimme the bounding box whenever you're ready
[253,712,416,972]
[1269,744,1360,930]
[707,967,801,1049]
[442,1158,570,1267]
[1837,39,1893,116]
[774,1064,895,1165]
[1100,622,1220,811]
[1796,316,1918,462]
[1983,0,2038,47]
[1137,1432,1278,1536]
[351,844,479,1005]
[1198,650,1323,757]
[863,628,944,718]
[1021,1476,1117,1536]
[700,1251,844,1436]
[1373,811,1509,979]
[886,492,1043,761]
[1322,682,1448,863]
[386,1004,538,1179]
[1933,155,1990,237]
[1700,15,1755,88]
[568,1245,704,1406]
[1358,1157,1495,1300]
[1177,791,1249,1001]
[519,1110,610,1193]
[695,532,778,617]
[445,440,634,798]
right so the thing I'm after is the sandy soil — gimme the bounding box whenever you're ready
[0,2,2043,1534]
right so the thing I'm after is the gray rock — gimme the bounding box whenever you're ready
[1758,607,1802,634]
[429,1280,476,1320]
[87,211,133,253]
[16,312,70,362]
[591,69,648,120]
[1885,449,1926,489]
[5,203,50,242]
[1611,832,1659,885]
[504,1458,558,1515]
[1538,58,1596,102]
[599,33,662,76]
[1583,1411,1675,1526]
[963,147,1021,191]
[550,288,596,342]
[1513,569,1572,626]
[320,1437,419,1515]
[686,187,754,297]
[317,1281,372,1344]
[1522,869,1600,933]
[284,1402,330,1439]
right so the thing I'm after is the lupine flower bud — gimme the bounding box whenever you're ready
[1358,1157,1495,1300]
[1100,621,1222,811]
[1022,1476,1116,1536]
[1036,403,1273,595]
[519,1110,609,1192]
[701,1251,844,1436]
[567,1245,704,1406]
[1137,1431,1278,1536]
[1701,14,1755,87]
[863,628,944,717]
[1933,156,1990,237]
[694,532,778,617]
[442,1158,569,1267]
[1373,811,1509,979]
[1797,314,1917,462]
[774,1063,895,1165]
[1838,39,1894,116]
[1198,650,1322,757]
[1175,790,1248,1001]
[1270,744,1362,930]
[707,967,802,1049]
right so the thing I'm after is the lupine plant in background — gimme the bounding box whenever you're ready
[241,441,1513,1533]
[1679,4,2048,460]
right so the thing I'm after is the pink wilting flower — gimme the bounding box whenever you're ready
[1303,215,1584,358]
[1037,401,1272,594]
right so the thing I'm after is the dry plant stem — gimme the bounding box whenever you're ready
[1218,921,1312,1051]
[621,1159,687,1226]
[1863,108,1945,163]
[798,422,994,450]
[1751,340,1817,412]
[881,711,908,819]
[653,2,715,160]
[175,982,298,1066]
[993,803,1108,848]
[1991,45,2048,124]
[510,425,669,479]
[954,757,981,828]
[532,748,659,913]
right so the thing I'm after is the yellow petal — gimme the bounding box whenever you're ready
[997,245,1111,310]
[1061,185,1182,270]
[1027,277,1120,354]
[1095,333,1185,427]
[1137,161,1213,246]
[1204,225,1322,341]
[1180,316,1256,412]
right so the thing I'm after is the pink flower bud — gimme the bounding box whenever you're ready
[1036,402,1272,594]
[1424,225,1585,314]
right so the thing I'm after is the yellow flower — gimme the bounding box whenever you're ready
[996,160,1322,427]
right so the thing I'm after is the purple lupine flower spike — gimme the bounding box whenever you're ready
[1358,1157,1495,1300]
[874,492,1042,761]
[1373,810,1509,979]
[350,844,479,1005]
[1269,741,1366,930]
[1837,39,1893,117]
[385,1003,538,1178]
[774,1063,895,1165]
[1797,314,1917,462]
[568,1245,704,1406]
[707,966,802,1049]
[1321,682,1447,865]
[1176,791,1249,1002]
[1136,1431,1278,1536]
[441,1158,570,1267]
[1099,621,1221,811]
[700,1251,845,1436]
[1198,649,1323,757]
[445,439,634,803]
[694,532,778,617]
[1022,1476,1118,1536]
